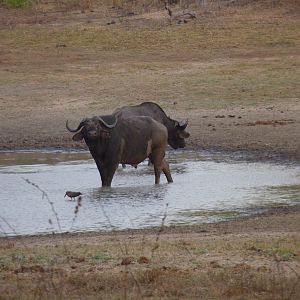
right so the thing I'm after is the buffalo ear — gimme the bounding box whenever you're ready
[179,131,190,139]
[72,131,84,141]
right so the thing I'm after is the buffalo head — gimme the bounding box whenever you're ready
[168,120,190,149]
[66,115,118,141]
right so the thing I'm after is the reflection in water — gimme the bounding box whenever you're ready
[84,185,168,230]
[266,184,300,203]
[0,151,299,236]
[89,184,167,202]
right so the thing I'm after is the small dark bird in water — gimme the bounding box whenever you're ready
[64,191,82,200]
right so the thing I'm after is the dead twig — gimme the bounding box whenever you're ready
[22,178,63,233]
[0,215,20,237]
[151,202,168,258]
[286,264,300,299]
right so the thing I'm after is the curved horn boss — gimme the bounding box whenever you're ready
[66,120,85,132]
[97,116,118,128]
[178,120,188,130]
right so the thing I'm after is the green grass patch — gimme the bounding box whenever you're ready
[88,251,111,263]
[264,247,296,261]
[1,0,29,8]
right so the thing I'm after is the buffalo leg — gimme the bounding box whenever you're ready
[154,166,162,184]
[149,153,164,184]
[162,158,173,183]
[94,160,105,185]
[104,163,119,187]
[149,152,173,184]
[94,160,117,187]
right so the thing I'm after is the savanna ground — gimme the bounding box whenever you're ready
[0,0,300,298]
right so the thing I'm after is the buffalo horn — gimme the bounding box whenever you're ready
[178,120,188,130]
[97,116,118,128]
[66,120,84,132]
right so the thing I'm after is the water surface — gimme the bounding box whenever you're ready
[0,151,299,236]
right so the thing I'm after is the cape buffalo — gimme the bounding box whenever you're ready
[114,102,190,149]
[66,114,173,187]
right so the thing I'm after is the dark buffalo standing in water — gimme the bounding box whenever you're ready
[114,102,190,149]
[66,114,173,187]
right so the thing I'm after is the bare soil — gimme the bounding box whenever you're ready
[0,1,299,158]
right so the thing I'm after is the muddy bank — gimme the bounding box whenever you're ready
[1,103,300,160]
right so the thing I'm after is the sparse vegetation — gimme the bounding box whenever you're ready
[0,231,299,299]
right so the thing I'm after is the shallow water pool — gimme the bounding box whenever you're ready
[0,150,299,236]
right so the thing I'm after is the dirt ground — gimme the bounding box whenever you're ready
[0,1,299,157]
[0,1,300,298]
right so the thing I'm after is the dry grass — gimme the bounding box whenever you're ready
[0,3,299,150]
[0,232,299,299]
[1,14,299,114]
[0,1,299,145]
